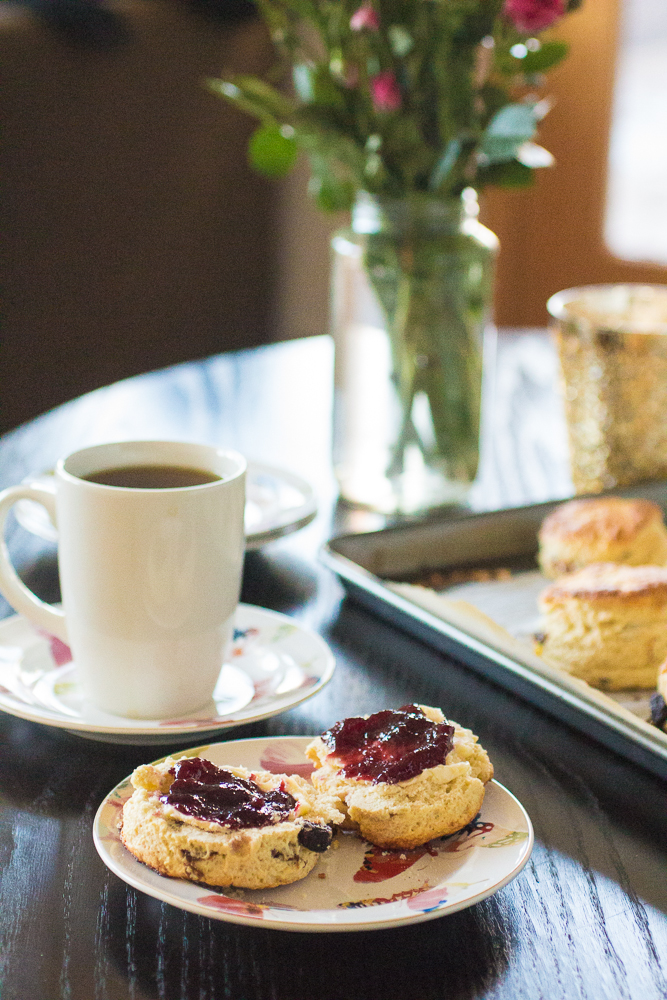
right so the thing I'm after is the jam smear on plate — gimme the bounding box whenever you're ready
[162,757,296,829]
[321,704,455,784]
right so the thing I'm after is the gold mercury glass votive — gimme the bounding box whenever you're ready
[547,284,667,494]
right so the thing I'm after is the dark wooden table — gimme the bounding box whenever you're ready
[1,333,665,1000]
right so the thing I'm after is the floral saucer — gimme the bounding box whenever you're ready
[0,606,334,744]
[94,736,533,932]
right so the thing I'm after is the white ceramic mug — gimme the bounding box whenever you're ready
[0,441,246,719]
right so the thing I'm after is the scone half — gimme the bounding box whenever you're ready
[307,705,493,850]
[120,756,344,890]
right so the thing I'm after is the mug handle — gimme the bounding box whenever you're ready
[0,485,68,642]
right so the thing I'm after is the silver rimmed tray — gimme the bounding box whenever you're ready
[322,483,667,780]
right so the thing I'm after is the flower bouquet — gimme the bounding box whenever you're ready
[210,0,582,512]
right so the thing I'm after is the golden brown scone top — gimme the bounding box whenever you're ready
[539,497,663,545]
[539,562,667,605]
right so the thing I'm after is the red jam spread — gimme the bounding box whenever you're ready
[321,705,455,784]
[161,757,296,829]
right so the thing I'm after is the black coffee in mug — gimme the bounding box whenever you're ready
[82,464,222,489]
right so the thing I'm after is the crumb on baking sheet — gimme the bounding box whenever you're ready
[406,566,514,590]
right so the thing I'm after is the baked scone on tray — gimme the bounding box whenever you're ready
[307,704,493,850]
[538,497,667,579]
[537,562,667,690]
[120,756,344,889]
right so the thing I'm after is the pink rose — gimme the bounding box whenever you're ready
[503,0,565,33]
[371,71,401,112]
[350,4,380,32]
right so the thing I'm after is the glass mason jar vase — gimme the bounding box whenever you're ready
[331,190,498,514]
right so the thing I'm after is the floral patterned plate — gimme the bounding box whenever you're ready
[0,606,334,744]
[93,736,533,932]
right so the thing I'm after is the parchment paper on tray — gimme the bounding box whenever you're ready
[387,571,655,727]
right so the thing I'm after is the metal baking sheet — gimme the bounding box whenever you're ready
[322,484,667,780]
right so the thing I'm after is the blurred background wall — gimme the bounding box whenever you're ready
[1,0,277,432]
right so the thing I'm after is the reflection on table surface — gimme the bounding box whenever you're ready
[1,332,665,1000]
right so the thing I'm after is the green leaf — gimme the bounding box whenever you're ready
[292,107,367,180]
[292,64,345,110]
[308,174,356,212]
[248,124,298,178]
[481,103,537,163]
[482,136,523,162]
[485,103,537,139]
[496,40,569,78]
[429,139,461,192]
[206,77,294,125]
[477,159,535,188]
[519,41,569,74]
[232,76,295,118]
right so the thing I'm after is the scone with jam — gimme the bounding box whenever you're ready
[306,704,493,850]
[120,756,344,889]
